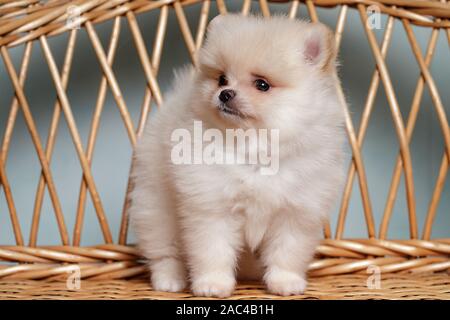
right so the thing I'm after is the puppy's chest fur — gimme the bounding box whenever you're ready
[226,167,291,251]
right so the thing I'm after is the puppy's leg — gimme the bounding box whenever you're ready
[261,213,320,296]
[130,187,187,292]
[181,211,243,298]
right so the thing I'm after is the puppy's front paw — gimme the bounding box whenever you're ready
[192,273,236,298]
[152,274,187,293]
[265,269,307,296]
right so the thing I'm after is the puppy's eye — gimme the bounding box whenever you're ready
[218,74,228,86]
[254,79,270,92]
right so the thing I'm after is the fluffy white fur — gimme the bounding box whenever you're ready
[129,14,346,297]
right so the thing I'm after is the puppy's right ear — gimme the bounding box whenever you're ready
[302,23,337,72]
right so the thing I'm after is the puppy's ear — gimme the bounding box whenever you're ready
[302,23,336,72]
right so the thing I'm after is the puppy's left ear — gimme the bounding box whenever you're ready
[302,23,336,72]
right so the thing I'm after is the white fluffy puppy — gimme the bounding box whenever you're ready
[129,14,346,298]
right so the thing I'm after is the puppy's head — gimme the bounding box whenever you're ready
[194,14,339,135]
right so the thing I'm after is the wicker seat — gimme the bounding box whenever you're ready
[1,274,449,299]
[0,0,449,300]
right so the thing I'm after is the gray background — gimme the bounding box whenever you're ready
[0,1,449,245]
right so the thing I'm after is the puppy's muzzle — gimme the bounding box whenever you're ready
[219,89,236,103]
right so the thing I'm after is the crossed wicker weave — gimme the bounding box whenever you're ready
[0,0,449,298]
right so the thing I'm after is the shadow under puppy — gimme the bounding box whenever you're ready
[129,14,346,297]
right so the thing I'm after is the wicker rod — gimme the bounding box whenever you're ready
[1,46,70,244]
[379,26,440,239]
[85,21,137,145]
[358,4,418,239]
[380,3,450,239]
[259,0,271,17]
[423,26,450,239]
[0,158,22,245]
[173,0,198,66]
[73,17,121,246]
[402,19,450,238]
[334,4,348,49]
[195,0,210,50]
[126,11,163,106]
[2,1,450,49]
[0,43,34,245]
[336,15,394,239]
[2,274,449,299]
[0,42,34,245]
[424,155,450,239]
[216,0,227,14]
[0,240,449,279]
[242,0,252,16]
[29,29,78,246]
[40,34,114,243]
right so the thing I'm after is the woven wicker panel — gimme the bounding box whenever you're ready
[1,274,450,299]
[0,0,449,282]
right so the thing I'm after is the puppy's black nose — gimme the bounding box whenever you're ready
[219,89,236,103]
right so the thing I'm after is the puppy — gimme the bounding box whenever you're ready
[129,14,346,297]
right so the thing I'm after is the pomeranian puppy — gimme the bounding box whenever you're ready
[129,14,346,297]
